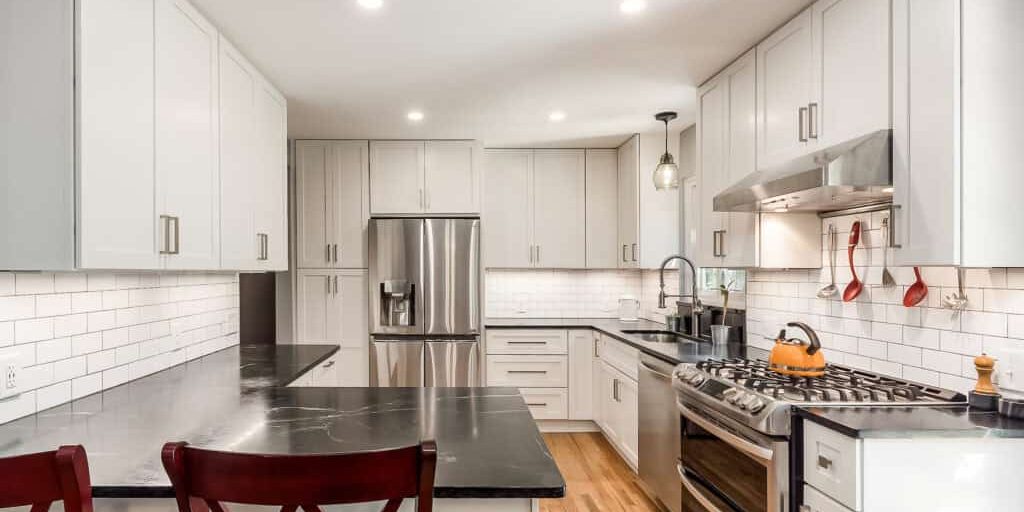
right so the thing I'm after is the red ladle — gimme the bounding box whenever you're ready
[904,266,928,307]
[843,221,863,302]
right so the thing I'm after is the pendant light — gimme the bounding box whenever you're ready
[652,111,680,190]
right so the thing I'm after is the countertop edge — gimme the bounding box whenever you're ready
[277,344,341,386]
[93,485,567,500]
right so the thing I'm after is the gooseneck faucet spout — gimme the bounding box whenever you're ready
[658,254,704,336]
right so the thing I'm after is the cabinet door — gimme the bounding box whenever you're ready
[757,8,814,168]
[617,372,639,468]
[329,141,370,268]
[568,330,595,420]
[425,141,479,214]
[533,150,586,268]
[724,51,759,268]
[812,0,891,147]
[77,0,158,270]
[369,141,425,215]
[482,150,533,268]
[891,0,959,266]
[254,79,288,270]
[598,361,621,443]
[697,77,727,267]
[295,141,333,269]
[218,39,259,271]
[155,0,220,269]
[330,271,369,349]
[616,135,640,269]
[336,348,369,386]
[296,271,330,344]
[585,149,619,268]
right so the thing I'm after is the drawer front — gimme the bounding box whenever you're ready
[600,336,640,381]
[487,329,568,354]
[486,355,568,387]
[803,421,862,511]
[519,388,568,420]
[802,485,855,512]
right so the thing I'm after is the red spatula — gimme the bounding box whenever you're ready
[843,221,863,302]
[904,266,928,307]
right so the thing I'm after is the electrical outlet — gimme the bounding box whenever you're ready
[0,354,20,399]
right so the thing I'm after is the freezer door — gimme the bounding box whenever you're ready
[369,218,425,335]
[424,340,480,387]
[423,218,480,335]
[370,339,424,387]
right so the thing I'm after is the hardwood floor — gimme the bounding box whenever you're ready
[539,432,663,512]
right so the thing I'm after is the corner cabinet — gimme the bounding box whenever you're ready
[1,0,287,272]
[892,0,1024,267]
[369,140,480,215]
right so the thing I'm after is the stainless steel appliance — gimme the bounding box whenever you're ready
[639,354,681,512]
[672,357,966,512]
[369,218,481,387]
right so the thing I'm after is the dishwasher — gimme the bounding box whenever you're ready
[638,353,681,512]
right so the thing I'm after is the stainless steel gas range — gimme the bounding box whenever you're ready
[671,358,966,512]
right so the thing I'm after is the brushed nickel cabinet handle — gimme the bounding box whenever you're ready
[506,341,548,345]
[325,276,330,295]
[322,360,335,369]
[333,275,338,296]
[631,243,637,262]
[332,243,338,263]
[622,244,629,262]
[170,216,180,255]
[526,402,548,407]
[508,370,548,374]
[808,102,819,139]
[798,106,809,142]
[160,215,172,254]
[613,378,620,402]
[326,244,331,262]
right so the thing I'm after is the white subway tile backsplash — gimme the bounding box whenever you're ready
[0,271,239,424]
[888,344,922,366]
[961,311,1007,337]
[903,365,941,386]
[922,349,962,375]
[903,326,940,350]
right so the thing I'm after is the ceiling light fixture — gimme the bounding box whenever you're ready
[407,111,424,122]
[620,0,647,14]
[548,111,566,122]
[652,111,680,191]
[358,0,383,9]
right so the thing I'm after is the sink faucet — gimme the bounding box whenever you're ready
[658,254,704,336]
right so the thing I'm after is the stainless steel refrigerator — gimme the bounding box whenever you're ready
[368,218,480,387]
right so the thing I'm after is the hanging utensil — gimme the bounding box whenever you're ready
[881,217,896,289]
[904,266,928,307]
[843,221,864,302]
[942,267,969,310]
[817,224,838,299]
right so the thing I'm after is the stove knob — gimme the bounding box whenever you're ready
[727,391,744,404]
[747,398,766,414]
[739,395,758,409]
[688,374,706,386]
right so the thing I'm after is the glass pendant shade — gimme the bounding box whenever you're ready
[653,152,680,190]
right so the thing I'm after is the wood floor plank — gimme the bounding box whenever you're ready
[540,432,662,512]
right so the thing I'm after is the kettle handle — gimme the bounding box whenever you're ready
[786,322,821,356]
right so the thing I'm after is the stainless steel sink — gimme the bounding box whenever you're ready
[621,329,693,344]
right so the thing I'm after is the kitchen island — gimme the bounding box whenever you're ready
[0,345,564,511]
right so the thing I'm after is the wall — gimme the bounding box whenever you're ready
[485,268,680,323]
[637,129,681,269]
[0,271,240,423]
[747,211,1024,395]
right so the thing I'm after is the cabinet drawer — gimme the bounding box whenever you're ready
[802,485,855,512]
[519,388,568,420]
[486,355,568,387]
[803,421,862,511]
[487,329,568,354]
[599,336,640,381]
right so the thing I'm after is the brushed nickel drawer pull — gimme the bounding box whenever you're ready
[508,370,548,374]
[526,402,548,407]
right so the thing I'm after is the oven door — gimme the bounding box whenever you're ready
[678,403,788,512]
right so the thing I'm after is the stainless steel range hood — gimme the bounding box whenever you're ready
[714,129,892,213]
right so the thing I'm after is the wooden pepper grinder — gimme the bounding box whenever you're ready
[969,353,1000,410]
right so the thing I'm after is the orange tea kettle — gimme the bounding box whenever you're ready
[768,322,826,377]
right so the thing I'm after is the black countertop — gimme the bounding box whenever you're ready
[0,345,564,499]
[797,406,1024,439]
[485,317,769,365]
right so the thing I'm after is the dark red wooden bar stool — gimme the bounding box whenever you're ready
[0,445,92,512]
[161,440,437,512]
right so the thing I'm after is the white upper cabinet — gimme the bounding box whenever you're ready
[295,140,370,270]
[533,150,586,269]
[369,140,480,215]
[369,141,425,215]
[812,0,891,147]
[616,136,640,268]
[483,150,534,268]
[893,0,1024,267]
[2,0,287,272]
[757,8,814,168]
[155,0,221,270]
[697,75,728,268]
[586,149,619,268]
[425,141,480,214]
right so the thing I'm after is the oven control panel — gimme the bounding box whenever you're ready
[675,366,767,415]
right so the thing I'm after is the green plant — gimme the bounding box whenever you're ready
[717,280,736,326]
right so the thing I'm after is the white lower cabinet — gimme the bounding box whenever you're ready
[802,485,852,512]
[519,388,569,420]
[598,360,639,468]
[286,350,367,388]
[568,330,597,420]
[485,355,568,388]
[295,270,368,350]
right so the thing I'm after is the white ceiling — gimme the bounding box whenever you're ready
[192,0,809,147]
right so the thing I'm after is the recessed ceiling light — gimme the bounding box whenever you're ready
[620,0,646,14]
[548,111,566,122]
[407,111,424,122]
[358,0,383,10]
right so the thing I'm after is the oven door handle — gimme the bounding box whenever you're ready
[679,404,774,464]
[677,463,727,512]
